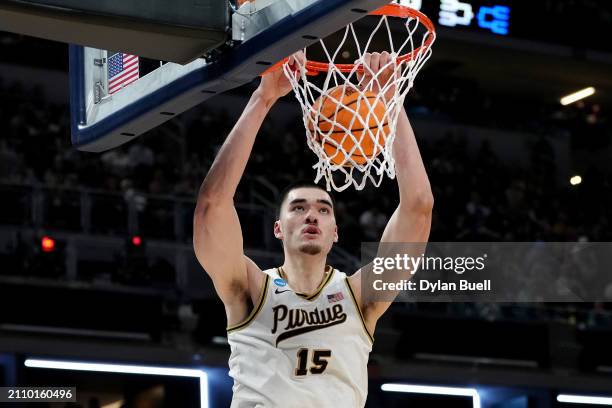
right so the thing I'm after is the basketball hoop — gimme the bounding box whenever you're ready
[280,3,436,191]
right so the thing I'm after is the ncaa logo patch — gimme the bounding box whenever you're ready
[274,278,287,287]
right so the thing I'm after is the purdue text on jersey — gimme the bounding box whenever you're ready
[272,303,347,346]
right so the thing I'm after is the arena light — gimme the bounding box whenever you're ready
[24,359,209,408]
[41,236,56,253]
[557,394,612,405]
[131,235,142,246]
[101,402,122,408]
[570,175,582,186]
[561,87,596,106]
[381,383,481,408]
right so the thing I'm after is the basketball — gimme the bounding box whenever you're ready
[309,85,390,166]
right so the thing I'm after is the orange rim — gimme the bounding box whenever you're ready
[262,3,435,76]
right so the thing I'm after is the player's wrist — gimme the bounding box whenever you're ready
[253,87,279,109]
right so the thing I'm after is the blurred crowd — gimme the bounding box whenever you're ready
[1,66,612,327]
[1,76,611,246]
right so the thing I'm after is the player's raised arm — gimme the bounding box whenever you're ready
[350,52,434,326]
[380,107,433,246]
[193,54,300,304]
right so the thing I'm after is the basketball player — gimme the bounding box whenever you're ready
[193,52,433,407]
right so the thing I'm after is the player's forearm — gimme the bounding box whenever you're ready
[393,107,433,211]
[197,90,276,205]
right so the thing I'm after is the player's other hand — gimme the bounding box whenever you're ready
[257,51,305,104]
[357,51,397,102]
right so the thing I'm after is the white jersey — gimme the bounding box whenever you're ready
[227,266,374,408]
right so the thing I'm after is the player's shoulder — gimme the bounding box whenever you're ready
[329,267,349,282]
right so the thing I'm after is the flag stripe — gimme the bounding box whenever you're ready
[109,72,139,93]
[110,67,138,84]
[109,78,138,93]
[111,71,138,86]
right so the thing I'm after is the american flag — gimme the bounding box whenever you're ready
[108,52,139,95]
[327,292,344,303]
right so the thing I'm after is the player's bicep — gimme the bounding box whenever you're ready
[381,206,432,244]
[193,201,248,302]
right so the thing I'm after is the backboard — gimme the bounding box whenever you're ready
[68,0,391,152]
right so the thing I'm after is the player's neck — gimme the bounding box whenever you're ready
[280,255,329,295]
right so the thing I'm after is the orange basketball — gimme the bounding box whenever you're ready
[308,85,389,166]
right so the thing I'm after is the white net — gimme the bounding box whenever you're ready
[283,5,436,191]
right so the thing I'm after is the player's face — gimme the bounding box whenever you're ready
[274,187,338,255]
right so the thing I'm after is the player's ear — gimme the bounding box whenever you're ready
[274,220,283,239]
[333,225,338,243]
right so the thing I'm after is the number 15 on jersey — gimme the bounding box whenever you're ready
[295,348,332,376]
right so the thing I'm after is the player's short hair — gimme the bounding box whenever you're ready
[276,181,336,219]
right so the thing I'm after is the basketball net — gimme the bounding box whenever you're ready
[283,5,435,191]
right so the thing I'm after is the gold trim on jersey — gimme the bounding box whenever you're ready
[344,277,374,344]
[226,274,270,333]
[278,265,334,301]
